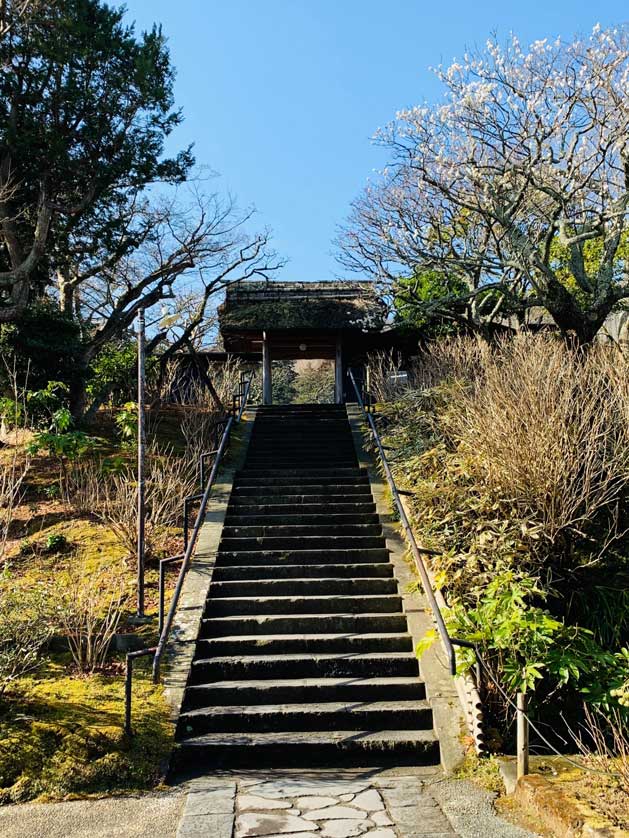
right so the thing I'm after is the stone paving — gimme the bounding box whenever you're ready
[176,770,539,838]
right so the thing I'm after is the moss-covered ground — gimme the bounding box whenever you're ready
[0,408,199,804]
[0,656,172,804]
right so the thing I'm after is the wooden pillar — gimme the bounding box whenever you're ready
[334,335,343,404]
[262,331,272,405]
[516,692,529,779]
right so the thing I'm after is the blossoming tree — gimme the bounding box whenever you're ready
[339,26,629,344]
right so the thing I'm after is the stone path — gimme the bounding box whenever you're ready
[176,770,540,838]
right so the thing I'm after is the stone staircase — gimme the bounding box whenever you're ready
[173,403,439,771]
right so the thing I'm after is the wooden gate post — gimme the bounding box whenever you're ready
[262,331,272,405]
[334,335,343,404]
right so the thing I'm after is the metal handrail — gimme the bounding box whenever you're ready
[348,368,457,676]
[152,376,251,683]
[124,377,252,735]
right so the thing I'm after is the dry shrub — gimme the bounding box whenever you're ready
[178,378,226,471]
[0,578,53,693]
[63,458,104,514]
[564,705,629,826]
[207,355,248,408]
[0,363,30,562]
[410,335,491,390]
[365,350,407,402]
[0,453,29,562]
[102,443,196,558]
[443,335,629,546]
[55,558,128,673]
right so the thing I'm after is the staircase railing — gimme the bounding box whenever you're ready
[124,375,252,735]
[348,368,457,676]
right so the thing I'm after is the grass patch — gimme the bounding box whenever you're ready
[0,656,172,803]
[453,752,504,794]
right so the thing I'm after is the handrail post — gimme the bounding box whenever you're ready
[124,648,156,736]
[158,554,184,635]
[124,654,133,735]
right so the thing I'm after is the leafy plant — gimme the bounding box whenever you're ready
[44,534,69,554]
[0,397,23,430]
[114,402,138,442]
[86,341,137,406]
[26,381,69,429]
[27,430,99,462]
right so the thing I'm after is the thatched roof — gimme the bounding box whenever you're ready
[219,281,387,332]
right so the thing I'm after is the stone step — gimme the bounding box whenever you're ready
[229,494,374,506]
[224,513,380,526]
[223,502,377,515]
[219,535,387,551]
[249,441,354,446]
[178,699,432,736]
[172,729,439,772]
[221,525,383,540]
[232,484,372,497]
[209,577,397,598]
[199,612,408,637]
[248,440,354,450]
[196,631,413,657]
[251,425,352,433]
[211,562,394,581]
[234,476,369,488]
[252,416,351,422]
[182,676,427,709]
[245,441,356,450]
[174,404,441,776]
[243,463,359,471]
[190,651,420,682]
[214,548,390,565]
[204,593,402,616]
[236,468,367,478]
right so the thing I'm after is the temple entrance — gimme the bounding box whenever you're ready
[212,280,419,406]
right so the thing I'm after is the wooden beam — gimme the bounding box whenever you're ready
[334,335,343,404]
[262,331,272,405]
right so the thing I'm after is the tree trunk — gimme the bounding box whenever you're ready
[57,272,75,316]
[69,350,92,423]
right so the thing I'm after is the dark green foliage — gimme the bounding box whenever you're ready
[395,270,468,335]
[294,363,335,404]
[86,342,137,407]
[0,303,83,394]
[272,361,298,404]
[0,0,193,310]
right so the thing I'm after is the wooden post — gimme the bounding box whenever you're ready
[136,309,146,618]
[334,335,343,404]
[262,331,272,405]
[516,691,529,779]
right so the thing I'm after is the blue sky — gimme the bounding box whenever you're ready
[117,0,628,282]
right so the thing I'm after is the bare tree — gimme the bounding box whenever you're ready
[66,187,282,417]
[339,27,629,344]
